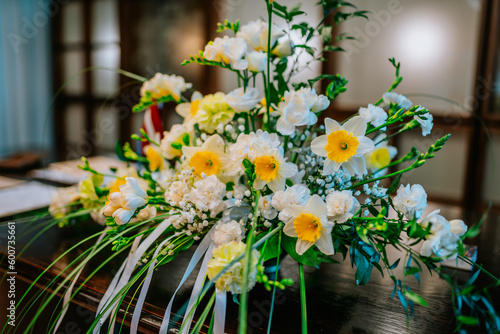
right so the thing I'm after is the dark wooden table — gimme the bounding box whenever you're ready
[1,204,499,334]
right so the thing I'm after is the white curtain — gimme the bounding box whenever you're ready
[0,0,53,157]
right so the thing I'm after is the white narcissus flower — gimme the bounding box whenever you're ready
[272,184,311,222]
[207,241,260,294]
[246,51,267,72]
[325,190,360,223]
[211,220,244,246]
[283,195,334,255]
[358,104,388,128]
[393,184,427,220]
[140,73,192,102]
[418,210,467,259]
[103,177,148,225]
[190,175,227,215]
[364,134,397,177]
[383,92,412,109]
[183,134,229,178]
[236,19,284,52]
[252,145,296,192]
[225,87,261,112]
[414,107,433,136]
[311,116,375,177]
[203,36,248,70]
[276,88,329,136]
[176,91,203,124]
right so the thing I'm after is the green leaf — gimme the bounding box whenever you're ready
[386,174,402,195]
[456,316,478,326]
[389,258,400,270]
[182,133,190,146]
[282,234,320,268]
[404,267,420,276]
[403,290,428,307]
[260,234,282,262]
[171,141,182,150]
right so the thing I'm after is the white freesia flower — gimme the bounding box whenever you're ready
[160,124,192,160]
[131,205,157,223]
[383,92,412,109]
[276,88,329,136]
[49,186,80,218]
[259,194,277,220]
[311,116,374,176]
[358,104,388,128]
[212,220,244,246]
[190,175,226,215]
[419,210,467,259]
[140,73,192,102]
[237,19,284,52]
[203,36,248,70]
[246,51,267,72]
[393,184,427,219]
[207,241,260,294]
[414,107,433,136]
[325,190,360,223]
[225,87,261,112]
[252,145,296,192]
[272,38,293,57]
[272,184,311,222]
[103,177,148,225]
[283,195,334,255]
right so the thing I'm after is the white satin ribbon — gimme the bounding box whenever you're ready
[159,229,214,333]
[93,216,175,334]
[179,243,216,334]
[52,227,110,334]
[130,233,180,333]
[214,289,227,334]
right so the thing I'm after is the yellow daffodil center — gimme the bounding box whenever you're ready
[369,147,391,169]
[190,151,221,176]
[294,213,322,243]
[325,130,359,163]
[146,146,163,171]
[255,155,280,182]
[190,99,200,116]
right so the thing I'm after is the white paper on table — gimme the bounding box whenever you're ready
[0,181,57,218]
[0,176,26,190]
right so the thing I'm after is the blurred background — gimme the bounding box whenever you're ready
[0,0,499,214]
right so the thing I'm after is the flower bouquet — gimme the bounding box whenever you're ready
[15,1,500,333]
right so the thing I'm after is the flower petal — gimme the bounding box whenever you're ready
[286,204,306,218]
[307,195,326,217]
[311,135,327,156]
[296,239,313,255]
[355,136,375,156]
[343,116,367,137]
[283,221,298,237]
[315,230,334,255]
[325,117,342,134]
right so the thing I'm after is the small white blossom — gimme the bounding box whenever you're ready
[211,220,244,246]
[393,184,427,219]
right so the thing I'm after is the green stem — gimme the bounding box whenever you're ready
[299,263,308,334]
[265,0,273,132]
[238,190,261,334]
[266,230,282,334]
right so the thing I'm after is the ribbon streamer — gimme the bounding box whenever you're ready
[93,216,175,334]
[214,290,227,334]
[158,229,214,333]
[52,227,110,334]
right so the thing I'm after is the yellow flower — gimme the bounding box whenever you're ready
[253,145,296,192]
[368,147,390,169]
[182,134,228,177]
[196,93,235,134]
[311,116,374,176]
[207,241,260,294]
[144,145,164,171]
[364,134,397,174]
[283,195,334,255]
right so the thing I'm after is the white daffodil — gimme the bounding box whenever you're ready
[103,177,148,225]
[176,91,203,125]
[311,116,374,176]
[182,134,228,178]
[283,195,334,255]
[160,123,192,160]
[365,134,397,177]
[252,145,296,192]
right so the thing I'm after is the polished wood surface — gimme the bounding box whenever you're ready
[1,205,499,333]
